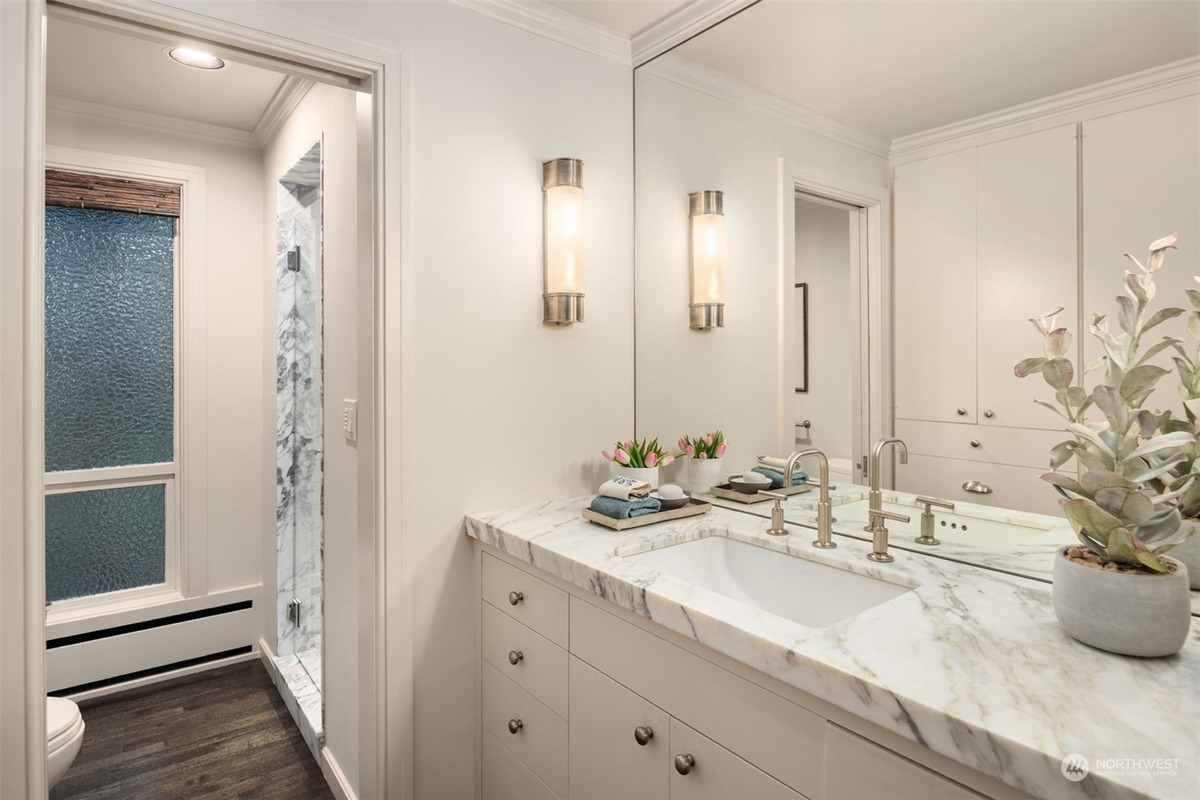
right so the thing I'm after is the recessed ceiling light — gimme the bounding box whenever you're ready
[167,47,226,70]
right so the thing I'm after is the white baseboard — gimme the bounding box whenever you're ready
[62,648,259,703]
[320,745,357,800]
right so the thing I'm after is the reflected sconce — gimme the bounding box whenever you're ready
[542,158,585,325]
[689,190,725,329]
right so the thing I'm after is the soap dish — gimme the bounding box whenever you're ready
[649,489,691,511]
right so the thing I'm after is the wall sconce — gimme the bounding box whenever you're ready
[688,190,725,329]
[543,158,584,325]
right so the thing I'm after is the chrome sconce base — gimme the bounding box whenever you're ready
[544,293,585,325]
[689,303,724,330]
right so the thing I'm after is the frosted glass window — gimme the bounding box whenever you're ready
[44,206,175,472]
[45,484,166,602]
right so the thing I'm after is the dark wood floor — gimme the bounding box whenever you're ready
[51,660,334,800]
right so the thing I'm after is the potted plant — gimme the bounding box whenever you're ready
[679,430,727,494]
[1016,234,1194,657]
[602,438,674,489]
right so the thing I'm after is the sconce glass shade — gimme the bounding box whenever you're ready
[543,158,584,324]
[689,190,725,329]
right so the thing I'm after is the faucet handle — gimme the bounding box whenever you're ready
[762,492,788,536]
[760,491,789,501]
[868,508,910,526]
[916,496,954,512]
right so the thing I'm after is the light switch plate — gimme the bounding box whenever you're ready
[342,399,358,443]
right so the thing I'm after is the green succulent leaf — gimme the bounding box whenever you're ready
[1061,498,1122,542]
[1091,385,1129,437]
[1128,453,1188,484]
[1128,431,1196,460]
[1187,288,1200,312]
[1119,364,1168,405]
[1106,527,1166,572]
[1189,312,1200,342]
[1071,445,1115,472]
[1067,423,1115,457]
[1079,469,1138,494]
[1045,328,1072,358]
[1014,357,1047,378]
[1141,306,1185,334]
[1042,471,1085,497]
[1094,486,1155,524]
[1138,506,1183,544]
[1049,441,1074,470]
[1042,358,1074,391]
[1134,337,1181,368]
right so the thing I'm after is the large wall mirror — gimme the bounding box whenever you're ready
[634,0,1200,590]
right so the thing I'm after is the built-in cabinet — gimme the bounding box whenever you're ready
[477,548,1020,800]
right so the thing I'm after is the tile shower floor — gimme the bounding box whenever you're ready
[272,647,322,759]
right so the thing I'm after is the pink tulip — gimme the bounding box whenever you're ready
[705,433,714,445]
[661,455,674,467]
[685,444,695,457]
[646,451,658,467]
[615,448,630,465]
[601,449,612,461]
[624,440,633,451]
[698,452,708,460]
[678,437,688,451]
[715,442,727,458]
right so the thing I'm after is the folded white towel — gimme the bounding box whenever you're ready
[757,456,792,471]
[599,476,651,501]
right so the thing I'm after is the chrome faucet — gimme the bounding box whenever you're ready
[865,438,908,531]
[914,496,954,545]
[866,507,909,563]
[784,449,836,549]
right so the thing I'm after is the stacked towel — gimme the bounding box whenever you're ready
[589,495,662,520]
[751,466,808,489]
[599,476,651,500]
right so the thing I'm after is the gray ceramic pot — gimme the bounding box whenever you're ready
[1053,546,1191,657]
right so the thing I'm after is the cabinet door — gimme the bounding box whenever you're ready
[825,725,983,800]
[482,729,559,800]
[977,125,1078,431]
[1083,96,1200,418]
[568,657,670,800]
[894,148,978,424]
[668,717,801,800]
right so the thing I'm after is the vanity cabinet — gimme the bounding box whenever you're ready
[477,549,1026,800]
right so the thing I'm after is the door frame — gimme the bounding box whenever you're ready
[777,159,890,485]
[10,1,405,797]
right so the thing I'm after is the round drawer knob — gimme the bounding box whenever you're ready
[983,409,994,418]
[634,726,654,746]
[508,650,523,666]
[970,440,981,448]
[956,407,967,416]
[508,591,524,606]
[674,754,695,775]
[508,718,523,735]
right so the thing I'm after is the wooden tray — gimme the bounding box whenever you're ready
[583,497,712,531]
[710,482,814,504]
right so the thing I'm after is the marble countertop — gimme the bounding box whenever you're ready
[466,497,1199,800]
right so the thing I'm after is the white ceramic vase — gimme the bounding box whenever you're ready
[1053,546,1191,657]
[686,457,723,495]
[611,464,659,489]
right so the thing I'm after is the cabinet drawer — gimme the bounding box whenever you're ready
[570,597,823,799]
[482,601,568,718]
[569,656,670,800]
[669,717,802,800]
[896,419,1063,469]
[483,552,568,647]
[482,728,559,800]
[482,660,567,797]
[825,724,983,800]
[895,454,1064,517]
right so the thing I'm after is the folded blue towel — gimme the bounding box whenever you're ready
[589,495,662,520]
[751,466,808,489]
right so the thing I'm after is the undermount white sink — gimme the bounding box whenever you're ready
[626,536,911,628]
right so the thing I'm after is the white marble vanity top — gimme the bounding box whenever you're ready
[466,498,1199,800]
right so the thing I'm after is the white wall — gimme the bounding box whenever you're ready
[794,200,852,459]
[262,80,364,791]
[44,111,267,598]
[635,60,888,469]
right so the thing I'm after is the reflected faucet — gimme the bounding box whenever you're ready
[865,438,908,531]
[784,449,837,549]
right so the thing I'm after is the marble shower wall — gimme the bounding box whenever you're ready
[276,141,324,659]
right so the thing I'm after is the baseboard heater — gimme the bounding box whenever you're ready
[46,599,258,694]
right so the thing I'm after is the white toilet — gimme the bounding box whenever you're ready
[47,696,85,788]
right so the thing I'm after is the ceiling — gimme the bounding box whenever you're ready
[47,16,288,132]
[544,0,693,35]
[667,0,1200,141]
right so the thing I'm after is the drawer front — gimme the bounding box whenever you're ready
[482,660,568,797]
[482,728,559,800]
[570,597,823,799]
[482,601,568,718]
[896,418,1063,470]
[895,454,1064,517]
[825,724,983,800]
[483,552,569,647]
[569,656,670,800]
[669,717,802,800]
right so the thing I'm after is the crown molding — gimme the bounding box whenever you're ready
[631,0,757,67]
[642,55,890,158]
[46,95,260,149]
[442,0,631,65]
[254,75,314,146]
[891,56,1200,158]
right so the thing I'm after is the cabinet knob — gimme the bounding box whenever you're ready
[633,726,654,746]
[674,754,695,775]
[970,440,981,448]
[956,407,967,416]
[508,650,523,666]
[507,718,523,735]
[508,591,524,606]
[983,409,994,418]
